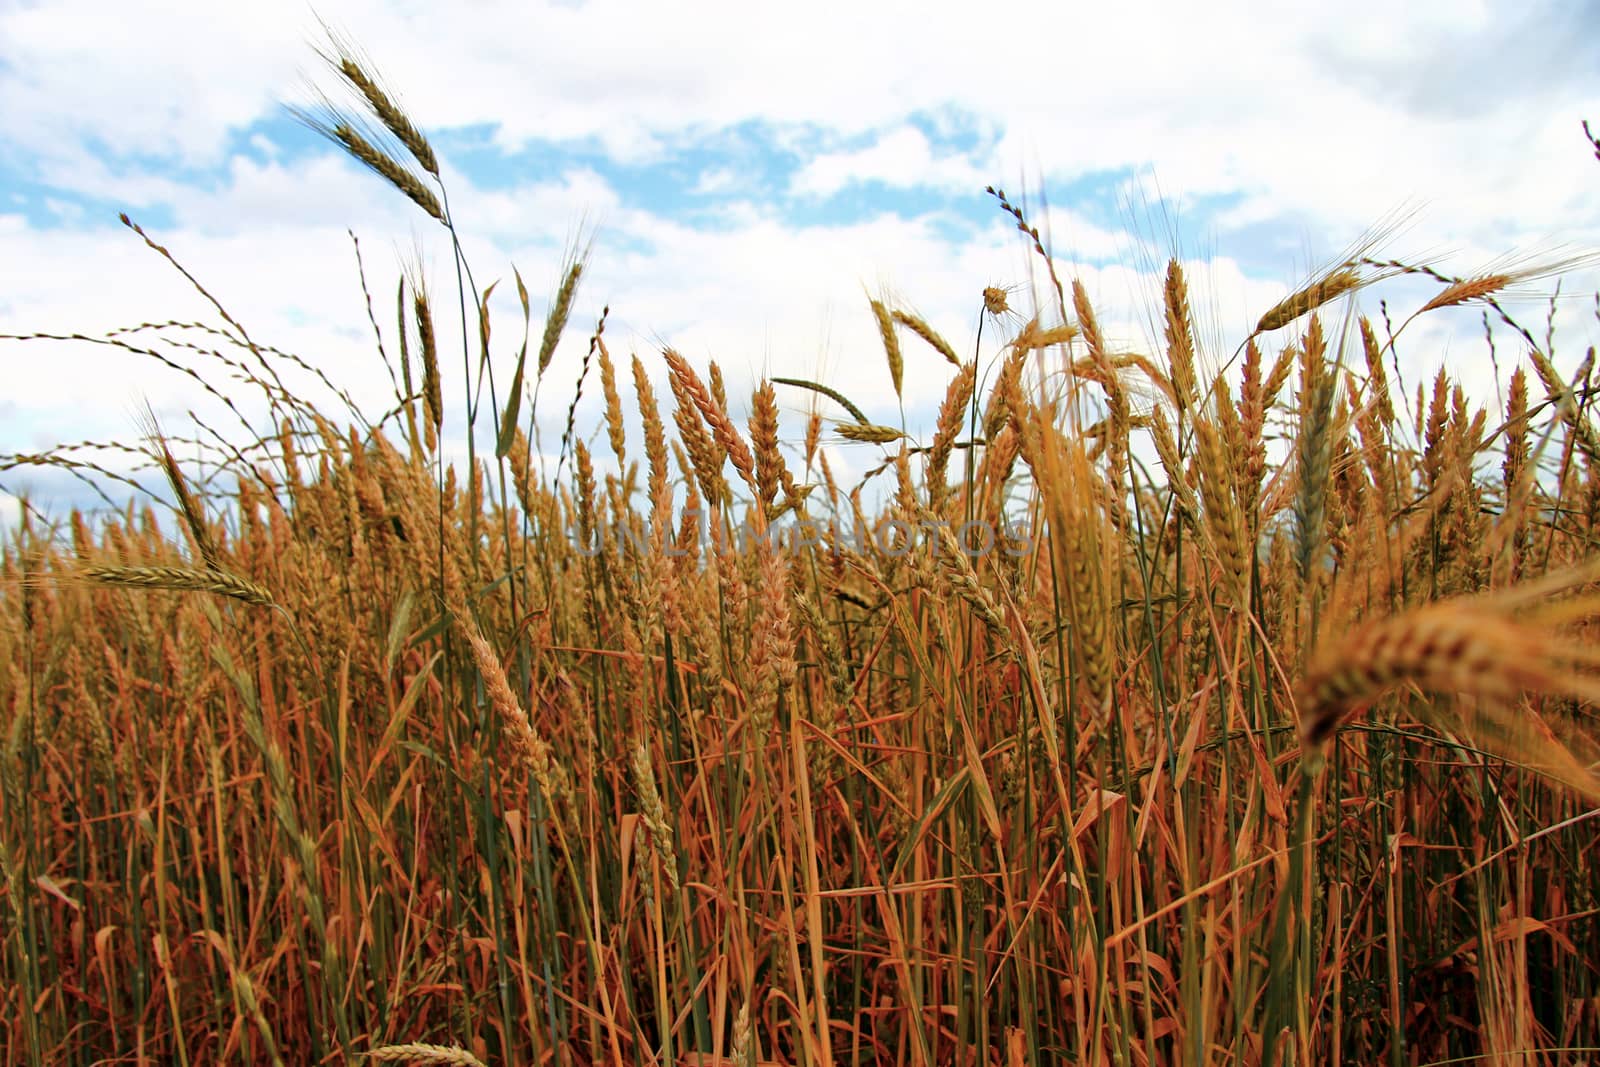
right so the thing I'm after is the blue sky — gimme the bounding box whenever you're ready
[4,0,1600,526]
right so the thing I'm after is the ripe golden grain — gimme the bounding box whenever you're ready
[537,260,583,377]
[1298,590,1600,805]
[366,1043,487,1066]
[870,298,904,399]
[836,423,906,444]
[629,739,681,893]
[333,57,439,178]
[891,308,961,366]
[598,336,627,465]
[925,361,977,511]
[1417,273,1511,314]
[412,287,441,435]
[749,380,784,510]
[1255,268,1361,334]
[83,565,274,608]
[331,123,444,223]
[1163,259,1198,413]
[665,348,755,497]
[983,286,1010,316]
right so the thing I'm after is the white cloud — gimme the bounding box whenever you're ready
[3,0,1598,521]
[790,126,988,198]
[691,167,739,196]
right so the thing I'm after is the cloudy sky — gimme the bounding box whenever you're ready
[4,0,1599,527]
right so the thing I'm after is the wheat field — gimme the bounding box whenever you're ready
[4,41,1600,1067]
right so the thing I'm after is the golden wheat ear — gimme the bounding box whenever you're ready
[1297,586,1600,800]
[80,565,274,608]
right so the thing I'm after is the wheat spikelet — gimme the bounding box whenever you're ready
[1528,347,1600,467]
[391,277,424,456]
[926,362,977,512]
[664,348,757,497]
[1149,408,1198,524]
[412,286,441,441]
[920,507,1007,633]
[836,423,905,444]
[802,409,824,470]
[278,416,302,488]
[332,57,439,177]
[1255,268,1361,334]
[1193,409,1250,608]
[142,415,222,572]
[708,359,728,413]
[329,123,444,222]
[1235,339,1273,518]
[629,739,681,893]
[537,259,583,377]
[504,425,537,523]
[68,509,93,562]
[870,298,904,399]
[1417,273,1511,315]
[631,356,669,503]
[1033,418,1114,701]
[574,440,597,549]
[983,286,1010,316]
[462,627,561,806]
[1214,376,1249,514]
[366,1043,487,1066]
[598,336,627,465]
[983,348,1027,442]
[83,565,274,608]
[1072,279,1107,370]
[1295,318,1335,579]
[746,542,798,741]
[668,379,728,511]
[1298,589,1600,801]
[891,308,960,366]
[1358,317,1394,424]
[1163,259,1199,414]
[1501,366,1531,509]
[730,998,753,1067]
[749,380,784,511]
[771,377,870,426]
[1010,317,1079,353]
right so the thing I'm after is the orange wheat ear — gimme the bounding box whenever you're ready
[1298,562,1600,800]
